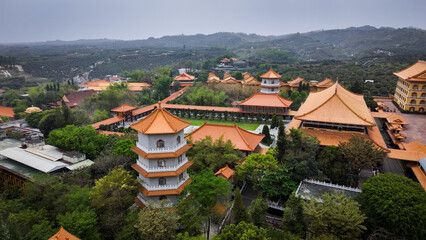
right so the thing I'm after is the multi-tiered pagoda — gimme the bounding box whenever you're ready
[130,102,193,206]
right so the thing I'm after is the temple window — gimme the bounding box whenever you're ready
[272,81,275,84]
[178,155,183,164]
[179,173,184,181]
[158,159,166,167]
[159,178,166,185]
[177,136,181,144]
[410,100,416,104]
[421,93,426,97]
[420,100,425,105]
[159,195,167,200]
[423,85,426,90]
[413,85,418,89]
[157,139,165,148]
[412,92,417,97]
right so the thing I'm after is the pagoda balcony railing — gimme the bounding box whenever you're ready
[139,177,188,191]
[397,82,426,92]
[137,159,187,172]
[136,141,187,154]
[406,96,426,99]
[261,82,280,87]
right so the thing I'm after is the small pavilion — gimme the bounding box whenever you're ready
[111,104,138,121]
[49,226,80,240]
[173,72,195,87]
[215,165,235,184]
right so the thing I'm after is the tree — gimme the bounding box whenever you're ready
[261,125,272,145]
[186,136,242,173]
[115,209,139,240]
[256,165,297,201]
[303,192,367,240]
[338,137,385,173]
[92,109,109,123]
[90,166,138,237]
[112,139,137,159]
[271,114,277,129]
[26,112,43,128]
[248,197,269,228]
[318,146,357,186]
[360,174,426,240]
[153,76,172,100]
[136,200,180,240]
[236,153,278,185]
[276,118,288,162]
[183,169,231,239]
[281,193,306,237]
[57,209,101,240]
[231,188,251,224]
[47,125,108,159]
[233,72,243,80]
[217,221,270,240]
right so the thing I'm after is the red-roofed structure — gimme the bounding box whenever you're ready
[56,90,95,108]
[92,116,125,130]
[0,106,15,118]
[173,73,195,87]
[215,165,235,183]
[49,226,80,240]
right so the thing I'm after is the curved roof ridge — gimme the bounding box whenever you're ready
[142,106,160,132]
[234,123,251,150]
[335,93,375,125]
[160,108,178,132]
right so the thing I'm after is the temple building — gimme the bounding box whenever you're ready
[49,226,80,240]
[130,102,192,206]
[233,68,293,115]
[173,72,195,87]
[280,77,309,92]
[287,81,387,149]
[111,104,137,122]
[185,122,264,156]
[393,60,426,112]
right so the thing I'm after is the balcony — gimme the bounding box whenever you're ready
[138,177,189,191]
[137,159,187,172]
[261,82,280,87]
[137,141,187,154]
[397,82,426,92]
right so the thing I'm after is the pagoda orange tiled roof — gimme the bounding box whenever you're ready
[294,82,375,126]
[174,72,195,81]
[285,77,308,86]
[130,102,191,134]
[408,163,426,191]
[132,104,156,116]
[215,165,235,179]
[92,116,125,129]
[138,178,191,196]
[315,78,335,88]
[131,144,192,159]
[132,161,193,177]
[0,106,15,118]
[260,68,282,79]
[207,73,221,83]
[243,72,251,79]
[111,104,137,112]
[49,226,80,240]
[234,92,293,108]
[186,122,264,152]
[393,60,426,82]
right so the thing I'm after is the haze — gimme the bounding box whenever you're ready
[1,0,425,43]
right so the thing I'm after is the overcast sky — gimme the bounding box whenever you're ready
[1,0,425,43]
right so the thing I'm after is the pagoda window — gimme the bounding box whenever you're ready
[270,88,273,92]
[157,140,165,148]
[413,85,418,89]
[159,178,166,186]
[272,80,275,84]
[177,136,181,144]
[159,195,167,200]
[420,100,425,105]
[179,173,184,181]
[410,100,416,104]
[412,92,417,97]
[158,159,166,167]
[178,155,183,164]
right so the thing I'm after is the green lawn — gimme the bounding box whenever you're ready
[183,119,260,131]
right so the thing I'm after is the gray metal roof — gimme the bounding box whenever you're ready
[0,147,68,173]
[66,159,94,170]
[295,179,361,201]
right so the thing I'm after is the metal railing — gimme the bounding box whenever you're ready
[139,177,188,191]
[136,159,187,172]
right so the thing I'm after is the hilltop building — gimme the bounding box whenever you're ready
[173,72,195,87]
[393,60,426,112]
[287,81,387,149]
[130,102,192,206]
[233,68,293,115]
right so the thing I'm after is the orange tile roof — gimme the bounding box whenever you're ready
[367,123,389,151]
[82,80,150,91]
[0,106,15,118]
[224,73,231,78]
[221,58,231,63]
[127,82,150,91]
[285,77,308,86]
[402,141,426,153]
[138,178,191,196]
[134,196,146,208]
[387,149,425,162]
[286,119,302,133]
[132,161,193,178]
[260,68,282,79]
[92,116,125,129]
[174,72,195,81]
[131,144,192,159]
[295,82,375,126]
[408,164,426,191]
[235,92,293,108]
[370,112,408,125]
[243,72,252,79]
[49,226,80,240]
[393,60,426,82]
[82,79,110,87]
[111,104,137,112]
[301,128,370,146]
[215,165,235,179]
[132,104,156,116]
[161,87,188,104]
[163,104,241,112]
[130,102,191,134]
[98,131,125,136]
[186,122,264,152]
[242,76,261,85]
[207,73,221,83]
[316,78,335,88]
